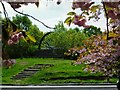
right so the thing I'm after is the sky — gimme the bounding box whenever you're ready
[0,0,106,32]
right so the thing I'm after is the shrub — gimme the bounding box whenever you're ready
[42,23,88,51]
[4,39,36,58]
[66,34,120,79]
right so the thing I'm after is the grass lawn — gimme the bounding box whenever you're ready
[1,58,118,85]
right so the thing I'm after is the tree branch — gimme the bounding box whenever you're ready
[1,1,8,20]
[10,5,55,30]
[102,1,109,40]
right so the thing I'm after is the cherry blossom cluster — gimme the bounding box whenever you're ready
[76,35,120,77]
[7,32,24,45]
[65,34,120,76]
[73,15,90,28]
[72,1,94,10]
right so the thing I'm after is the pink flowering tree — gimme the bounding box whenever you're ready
[65,0,120,39]
[64,0,120,81]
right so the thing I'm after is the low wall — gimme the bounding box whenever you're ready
[34,48,65,58]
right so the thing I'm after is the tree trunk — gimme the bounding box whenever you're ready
[102,2,109,40]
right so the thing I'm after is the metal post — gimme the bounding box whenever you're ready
[117,76,120,90]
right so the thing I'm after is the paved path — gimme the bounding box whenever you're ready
[11,64,54,80]
[0,85,118,90]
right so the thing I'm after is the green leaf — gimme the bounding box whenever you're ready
[64,17,72,26]
[67,12,76,15]
[22,37,27,42]
[26,33,36,43]
[81,11,89,15]
[90,5,101,13]
[106,6,113,11]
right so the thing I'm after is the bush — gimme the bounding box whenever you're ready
[4,39,36,58]
[42,24,88,51]
[66,34,120,78]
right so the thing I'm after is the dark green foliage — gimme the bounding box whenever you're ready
[12,14,32,31]
[83,25,102,37]
[38,32,52,49]
[2,15,43,58]
[2,20,9,43]
[42,22,88,51]
[4,39,36,58]
[28,25,43,45]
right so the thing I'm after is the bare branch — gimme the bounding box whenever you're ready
[1,1,8,19]
[10,4,55,30]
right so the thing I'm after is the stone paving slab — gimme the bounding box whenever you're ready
[11,64,54,80]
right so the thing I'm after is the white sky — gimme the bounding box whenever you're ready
[0,1,106,32]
